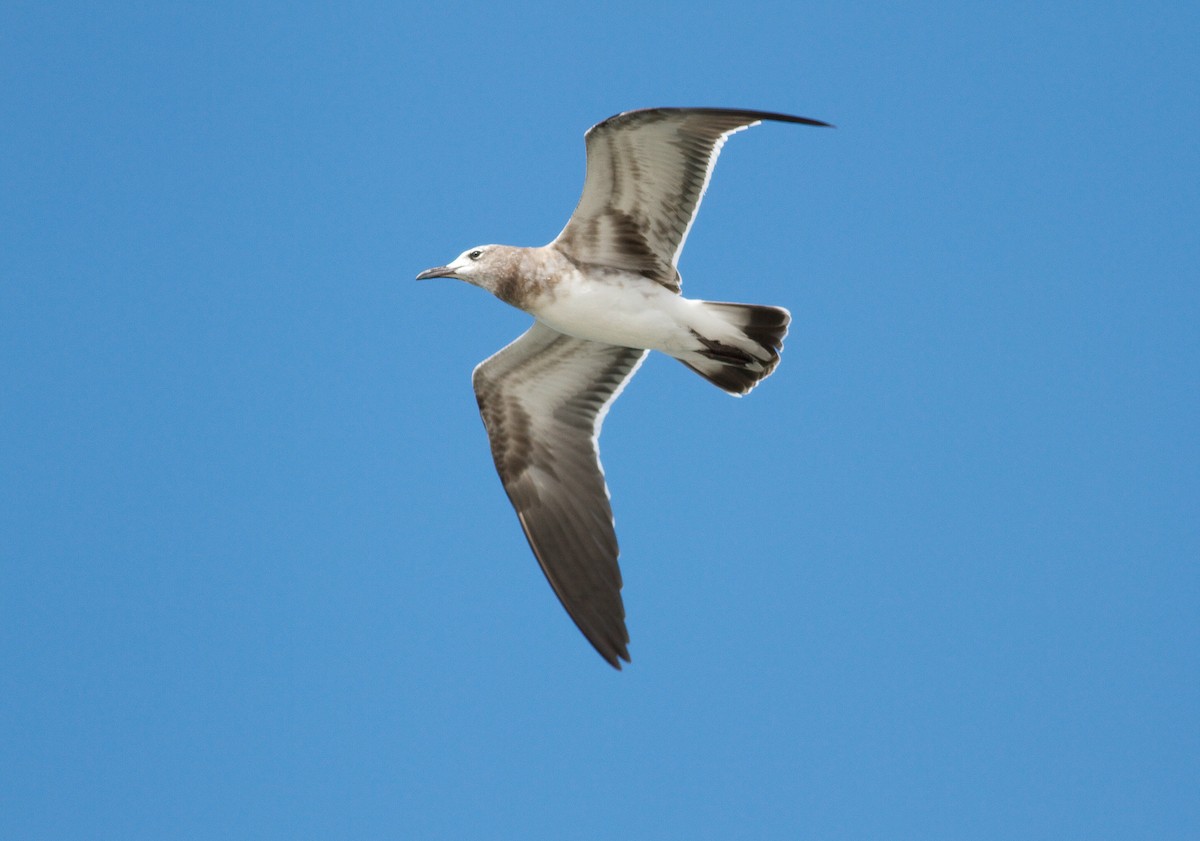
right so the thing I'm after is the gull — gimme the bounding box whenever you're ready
[417,107,830,668]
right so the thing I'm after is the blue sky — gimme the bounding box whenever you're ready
[2,2,1197,838]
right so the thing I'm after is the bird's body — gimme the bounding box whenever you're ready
[535,262,681,350]
[506,248,718,355]
[417,107,830,667]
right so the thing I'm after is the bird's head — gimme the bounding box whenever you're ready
[416,245,514,293]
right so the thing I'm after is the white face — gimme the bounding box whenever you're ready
[417,244,507,287]
[445,245,492,279]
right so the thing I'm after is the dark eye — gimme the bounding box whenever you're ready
[468,250,483,260]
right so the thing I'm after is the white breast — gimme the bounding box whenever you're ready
[529,269,698,353]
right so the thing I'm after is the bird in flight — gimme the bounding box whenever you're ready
[417,107,831,668]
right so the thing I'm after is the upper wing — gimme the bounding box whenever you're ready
[472,322,648,668]
[550,107,831,292]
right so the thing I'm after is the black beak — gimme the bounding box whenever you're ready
[416,266,456,281]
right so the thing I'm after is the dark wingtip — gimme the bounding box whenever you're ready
[600,107,834,131]
[604,648,630,670]
[758,112,835,129]
[592,638,630,670]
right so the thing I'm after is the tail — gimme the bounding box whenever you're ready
[675,301,791,396]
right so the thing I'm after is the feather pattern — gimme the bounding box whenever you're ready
[552,108,831,292]
[472,322,648,667]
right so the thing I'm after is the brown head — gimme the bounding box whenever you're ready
[416,244,537,306]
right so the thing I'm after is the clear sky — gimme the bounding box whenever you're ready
[3,2,1197,839]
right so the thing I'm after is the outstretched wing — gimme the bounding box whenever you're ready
[472,322,648,667]
[551,107,831,292]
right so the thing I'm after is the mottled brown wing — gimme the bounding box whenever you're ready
[551,107,831,292]
[472,322,648,668]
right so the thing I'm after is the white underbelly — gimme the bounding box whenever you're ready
[530,277,697,352]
